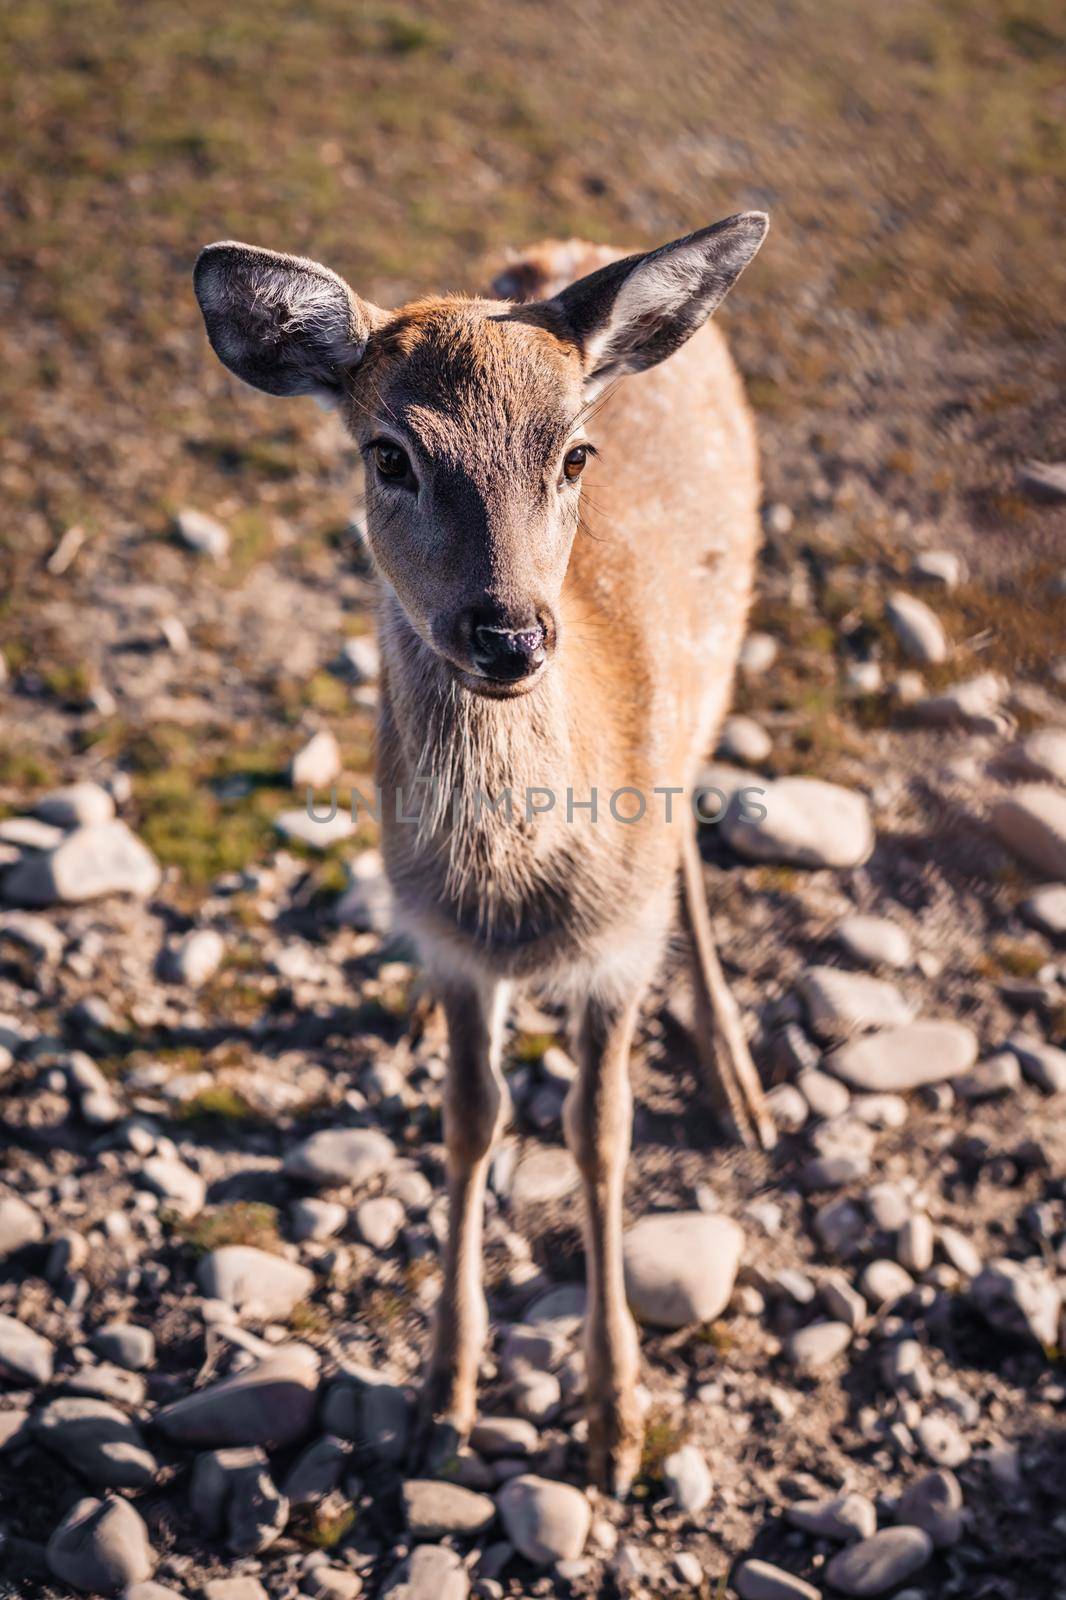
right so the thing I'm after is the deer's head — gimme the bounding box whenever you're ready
[193,214,766,698]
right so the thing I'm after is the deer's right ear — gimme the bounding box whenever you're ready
[193,242,380,401]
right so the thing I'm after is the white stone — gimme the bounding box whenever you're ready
[35,782,115,829]
[47,1496,154,1594]
[3,821,161,905]
[991,784,1066,878]
[623,1212,743,1329]
[284,1126,395,1188]
[826,1021,977,1093]
[140,1156,206,1218]
[0,1193,44,1256]
[910,672,1007,730]
[339,636,380,682]
[291,731,342,791]
[275,808,356,849]
[799,966,913,1041]
[170,927,225,987]
[717,715,772,765]
[785,1320,852,1373]
[1021,883,1066,939]
[836,915,912,970]
[1007,1032,1066,1094]
[787,1491,876,1542]
[797,1068,851,1120]
[662,1443,712,1513]
[289,1198,347,1243]
[859,1260,914,1306]
[510,1146,580,1207]
[722,776,874,869]
[911,549,961,589]
[739,631,778,675]
[198,1247,314,1320]
[885,592,948,664]
[496,1475,590,1566]
[176,508,229,560]
[335,849,393,932]
[897,1214,934,1274]
[355,1195,404,1251]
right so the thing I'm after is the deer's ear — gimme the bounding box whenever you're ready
[193,242,380,401]
[547,212,768,391]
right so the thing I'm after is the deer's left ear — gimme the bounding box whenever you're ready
[547,212,768,392]
[193,241,383,402]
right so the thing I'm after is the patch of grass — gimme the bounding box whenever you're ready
[288,1299,330,1336]
[511,1030,559,1064]
[299,1498,357,1549]
[637,1404,688,1489]
[974,934,1048,981]
[179,1083,259,1122]
[175,1202,282,1255]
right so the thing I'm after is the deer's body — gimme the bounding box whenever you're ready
[194,215,773,1496]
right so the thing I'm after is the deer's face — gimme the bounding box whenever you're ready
[352,304,590,697]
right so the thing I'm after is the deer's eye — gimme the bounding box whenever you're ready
[373,442,412,485]
[563,445,588,482]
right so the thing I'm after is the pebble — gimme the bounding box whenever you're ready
[836,914,912,970]
[897,1469,963,1547]
[275,807,356,849]
[766,1082,808,1131]
[859,1260,914,1307]
[335,849,394,931]
[35,781,116,828]
[190,1445,289,1552]
[86,1323,153,1372]
[140,1154,206,1217]
[470,1416,539,1458]
[799,966,913,1041]
[955,1051,1021,1100]
[355,1195,405,1251]
[403,1479,496,1539]
[1021,882,1066,940]
[509,1145,580,1206]
[169,927,225,987]
[866,1182,909,1232]
[0,910,66,963]
[662,1443,713,1513]
[739,631,778,675]
[991,784,1066,878]
[734,1559,820,1600]
[176,507,230,559]
[787,1490,876,1542]
[972,1257,1061,1347]
[339,635,380,682]
[1002,728,1066,785]
[34,1396,159,1487]
[897,1215,934,1274]
[198,1246,314,1320]
[826,1020,977,1093]
[284,1126,395,1188]
[386,1543,469,1600]
[885,591,948,664]
[937,1227,981,1278]
[1007,1032,1066,1094]
[0,1312,54,1384]
[154,1347,320,1447]
[785,1320,852,1373]
[47,1496,155,1594]
[718,715,772,765]
[281,1433,350,1504]
[822,1275,867,1328]
[291,729,342,790]
[797,1069,850,1120]
[722,777,874,869]
[910,672,1007,730]
[1018,459,1066,498]
[203,1580,269,1600]
[290,1198,348,1242]
[911,549,961,588]
[675,1551,703,1587]
[917,1413,970,1468]
[850,1093,908,1128]
[813,1197,866,1256]
[622,1211,743,1329]
[0,1193,44,1255]
[824,1526,932,1595]
[496,1475,590,1566]
[2,820,161,905]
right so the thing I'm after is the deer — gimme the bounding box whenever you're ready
[193,211,775,1496]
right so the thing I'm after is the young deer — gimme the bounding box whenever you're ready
[193,213,774,1494]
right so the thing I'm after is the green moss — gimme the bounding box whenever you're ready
[175,1202,281,1254]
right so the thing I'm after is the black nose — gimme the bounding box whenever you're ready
[467,611,547,681]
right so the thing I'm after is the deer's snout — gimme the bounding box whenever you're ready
[447,602,555,690]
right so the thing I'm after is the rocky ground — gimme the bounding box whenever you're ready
[3,0,1066,1596]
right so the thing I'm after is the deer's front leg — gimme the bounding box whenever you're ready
[564,990,644,1497]
[418,974,511,1471]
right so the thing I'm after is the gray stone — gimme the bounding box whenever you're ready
[797,1069,851,1120]
[339,635,380,682]
[190,1446,288,1553]
[824,1527,932,1595]
[623,1211,743,1329]
[897,1215,934,1274]
[735,1559,820,1600]
[739,631,778,675]
[470,1416,539,1458]
[0,816,65,850]
[826,1021,977,1093]
[153,1347,320,1447]
[291,730,342,790]
[169,927,225,987]
[787,1490,876,1542]
[722,777,874,870]
[335,849,393,932]
[275,807,356,849]
[859,1260,914,1307]
[47,1496,154,1594]
[955,1052,1021,1100]
[917,1414,970,1469]
[785,1320,852,1373]
[290,1197,348,1242]
[90,1322,155,1371]
[813,1197,866,1256]
[0,911,65,963]
[886,592,948,664]
[1002,729,1066,786]
[197,1245,313,1320]
[937,1226,982,1279]
[355,1195,405,1251]
[281,1434,350,1505]
[911,672,1007,730]
[800,966,912,1042]
[0,1193,43,1256]
[510,1145,580,1206]
[897,1469,963,1547]
[3,820,161,905]
[911,549,962,589]
[322,1369,410,1464]
[140,1155,205,1217]
[35,781,115,828]
[991,784,1066,878]
[972,1258,1061,1347]
[717,714,772,765]
[34,1397,158,1488]
[203,1581,269,1600]
[303,1567,362,1600]
[176,507,229,559]
[766,1082,808,1131]
[384,1543,469,1600]
[1021,883,1066,940]
[836,915,912,970]
[662,1443,712,1513]
[0,1312,54,1384]
[284,1126,395,1188]
[821,1275,867,1329]
[1007,1033,1066,1094]
[403,1479,496,1539]
[496,1474,590,1566]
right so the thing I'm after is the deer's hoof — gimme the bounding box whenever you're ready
[587,1402,644,1500]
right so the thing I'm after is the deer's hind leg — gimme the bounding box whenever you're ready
[416,973,511,1470]
[564,986,645,1497]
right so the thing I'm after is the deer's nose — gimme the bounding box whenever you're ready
[471,620,546,681]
